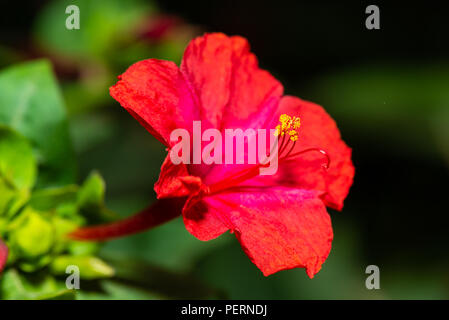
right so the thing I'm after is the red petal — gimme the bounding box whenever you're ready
[180,33,283,183]
[69,198,184,241]
[0,238,8,273]
[154,155,203,199]
[181,33,283,131]
[182,194,231,241]
[264,96,355,210]
[183,188,333,277]
[110,59,197,147]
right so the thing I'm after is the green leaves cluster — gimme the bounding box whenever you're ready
[0,58,222,301]
[0,60,114,300]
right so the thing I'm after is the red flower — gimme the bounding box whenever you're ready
[71,33,354,278]
[0,238,8,273]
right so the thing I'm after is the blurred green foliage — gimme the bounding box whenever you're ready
[0,61,76,187]
[35,0,153,60]
[33,0,192,114]
[0,61,114,300]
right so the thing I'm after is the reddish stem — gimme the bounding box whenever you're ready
[69,198,185,241]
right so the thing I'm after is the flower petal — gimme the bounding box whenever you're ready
[181,33,283,131]
[180,33,283,183]
[0,238,8,273]
[183,187,333,277]
[182,194,231,241]
[154,155,203,199]
[264,96,355,210]
[110,59,197,147]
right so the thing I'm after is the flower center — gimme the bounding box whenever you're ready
[206,114,330,195]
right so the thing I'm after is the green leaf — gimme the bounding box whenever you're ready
[0,269,33,299]
[0,179,18,216]
[29,185,78,211]
[0,60,76,187]
[37,289,76,300]
[3,189,30,219]
[0,268,67,300]
[67,241,99,256]
[77,172,105,209]
[77,171,118,223]
[0,126,36,190]
[51,216,81,254]
[0,127,35,217]
[8,207,54,260]
[50,255,114,280]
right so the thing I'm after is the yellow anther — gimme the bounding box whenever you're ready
[279,114,291,124]
[292,117,301,129]
[274,125,281,136]
[274,114,301,140]
[288,130,298,141]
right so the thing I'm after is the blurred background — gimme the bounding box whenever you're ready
[0,0,448,299]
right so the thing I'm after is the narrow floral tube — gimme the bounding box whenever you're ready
[70,198,184,241]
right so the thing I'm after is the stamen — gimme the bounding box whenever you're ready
[278,134,288,155]
[273,114,330,169]
[274,113,299,155]
[283,141,297,158]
